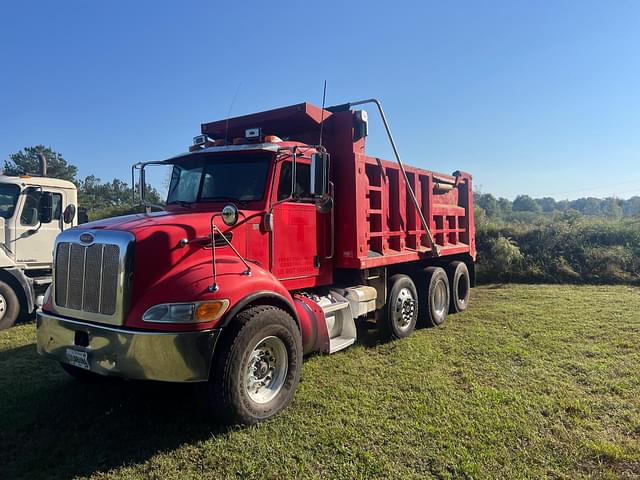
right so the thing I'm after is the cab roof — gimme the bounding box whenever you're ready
[0,175,77,190]
[201,102,331,142]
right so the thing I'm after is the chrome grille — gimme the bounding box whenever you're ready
[55,242,120,316]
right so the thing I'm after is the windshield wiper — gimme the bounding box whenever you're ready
[203,197,254,204]
[167,200,193,208]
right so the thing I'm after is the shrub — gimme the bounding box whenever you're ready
[475,215,640,285]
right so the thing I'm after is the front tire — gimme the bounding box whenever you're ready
[209,305,302,425]
[0,281,20,330]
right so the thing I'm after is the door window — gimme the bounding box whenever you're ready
[277,162,312,201]
[51,193,62,220]
[0,184,20,219]
[20,189,62,226]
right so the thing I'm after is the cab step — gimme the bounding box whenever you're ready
[329,335,356,353]
[317,292,357,354]
[307,286,378,354]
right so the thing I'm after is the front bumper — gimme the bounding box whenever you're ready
[37,311,220,382]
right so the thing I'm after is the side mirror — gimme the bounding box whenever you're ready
[315,195,334,214]
[38,192,53,224]
[262,212,274,232]
[78,208,89,224]
[63,204,76,224]
[310,152,329,196]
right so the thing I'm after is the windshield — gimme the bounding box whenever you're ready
[0,183,20,219]
[167,152,272,204]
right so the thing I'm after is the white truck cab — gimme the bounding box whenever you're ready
[0,175,79,329]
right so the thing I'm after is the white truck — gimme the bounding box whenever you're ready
[0,175,80,329]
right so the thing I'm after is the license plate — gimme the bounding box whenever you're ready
[65,348,90,370]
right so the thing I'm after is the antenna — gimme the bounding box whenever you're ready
[318,80,327,147]
[224,82,242,145]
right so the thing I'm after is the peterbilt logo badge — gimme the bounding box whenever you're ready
[79,233,94,244]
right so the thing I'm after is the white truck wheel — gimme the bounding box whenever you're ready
[0,281,20,330]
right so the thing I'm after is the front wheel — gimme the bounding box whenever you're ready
[0,281,20,330]
[208,305,302,425]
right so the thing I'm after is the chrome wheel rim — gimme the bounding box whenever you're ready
[0,293,6,321]
[245,336,288,404]
[392,287,416,332]
[433,280,448,317]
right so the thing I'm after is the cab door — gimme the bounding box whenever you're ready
[271,160,331,287]
[13,187,64,267]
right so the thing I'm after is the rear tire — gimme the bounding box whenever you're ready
[417,267,450,327]
[381,274,418,340]
[208,305,302,425]
[0,281,20,330]
[448,261,470,313]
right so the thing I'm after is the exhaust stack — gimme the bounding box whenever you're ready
[38,153,47,176]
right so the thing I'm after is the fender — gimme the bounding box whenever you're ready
[0,247,15,268]
[293,293,329,355]
[219,290,329,355]
[126,255,296,332]
[1,267,35,313]
[219,290,298,328]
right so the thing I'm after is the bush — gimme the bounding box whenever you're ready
[476,215,640,285]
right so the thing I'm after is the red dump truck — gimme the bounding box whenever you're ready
[37,99,475,424]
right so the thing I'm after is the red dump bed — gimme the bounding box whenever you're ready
[332,153,475,270]
[324,106,476,271]
[201,101,475,272]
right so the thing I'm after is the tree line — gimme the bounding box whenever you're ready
[474,193,640,286]
[3,145,162,220]
[476,192,640,219]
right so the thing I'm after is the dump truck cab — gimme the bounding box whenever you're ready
[0,175,78,329]
[161,140,334,290]
[37,100,475,425]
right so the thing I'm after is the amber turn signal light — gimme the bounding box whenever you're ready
[195,300,230,322]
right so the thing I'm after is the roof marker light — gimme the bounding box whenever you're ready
[245,127,261,139]
[193,135,208,146]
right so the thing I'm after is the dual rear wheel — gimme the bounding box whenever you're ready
[212,261,471,423]
[381,261,471,338]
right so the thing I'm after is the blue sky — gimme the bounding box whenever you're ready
[1,1,638,199]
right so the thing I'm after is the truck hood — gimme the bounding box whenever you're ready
[79,208,262,239]
[79,210,193,232]
[77,208,267,305]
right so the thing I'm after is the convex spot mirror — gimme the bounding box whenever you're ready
[38,192,53,224]
[63,204,76,224]
[221,204,239,226]
[310,152,329,196]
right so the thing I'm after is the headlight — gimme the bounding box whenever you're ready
[143,300,229,323]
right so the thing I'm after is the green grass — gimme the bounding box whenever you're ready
[1,285,639,479]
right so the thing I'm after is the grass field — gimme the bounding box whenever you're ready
[1,285,639,479]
